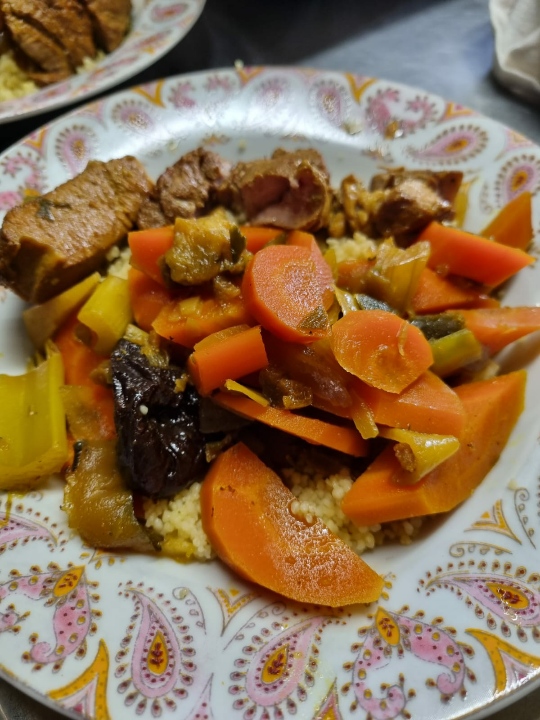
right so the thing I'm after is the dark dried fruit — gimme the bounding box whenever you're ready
[110,339,208,498]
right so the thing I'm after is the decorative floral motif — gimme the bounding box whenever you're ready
[467,500,522,542]
[364,87,438,136]
[467,630,540,695]
[347,607,472,719]
[494,154,540,205]
[0,66,540,720]
[115,582,206,716]
[49,639,111,720]
[0,151,46,209]
[405,124,489,165]
[151,2,188,23]
[55,125,99,177]
[229,615,330,717]
[0,563,99,670]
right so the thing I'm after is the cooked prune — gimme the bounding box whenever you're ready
[110,340,208,498]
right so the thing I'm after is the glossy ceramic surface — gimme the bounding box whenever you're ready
[0,67,540,720]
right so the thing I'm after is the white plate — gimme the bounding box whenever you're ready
[0,0,206,124]
[1,66,540,720]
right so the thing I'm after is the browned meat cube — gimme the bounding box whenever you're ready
[1,6,72,79]
[370,168,463,205]
[80,0,131,52]
[2,0,96,69]
[228,148,332,231]
[0,157,152,304]
[137,148,232,229]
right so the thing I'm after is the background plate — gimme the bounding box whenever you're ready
[0,0,206,124]
[1,66,540,720]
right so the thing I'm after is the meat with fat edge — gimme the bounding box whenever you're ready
[0,156,152,303]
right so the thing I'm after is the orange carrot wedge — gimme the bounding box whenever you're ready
[239,225,284,252]
[188,325,269,395]
[53,313,116,440]
[128,225,174,285]
[242,244,331,344]
[200,442,383,606]
[418,221,535,286]
[351,371,465,438]
[152,291,253,349]
[456,307,540,354]
[411,267,499,314]
[481,191,533,251]
[331,310,433,394]
[341,370,526,525]
[127,267,177,333]
[213,391,368,456]
[287,230,335,310]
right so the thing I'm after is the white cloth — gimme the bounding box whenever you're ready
[490,0,540,103]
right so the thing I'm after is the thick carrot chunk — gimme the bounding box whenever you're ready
[418,221,534,287]
[213,391,367,457]
[351,371,465,438]
[341,370,526,525]
[201,442,383,606]
[331,310,433,394]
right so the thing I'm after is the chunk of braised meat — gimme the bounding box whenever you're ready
[1,2,73,81]
[111,340,209,499]
[370,168,463,205]
[137,148,232,229]
[0,156,152,303]
[2,0,95,74]
[334,170,461,242]
[227,148,332,231]
[79,0,131,52]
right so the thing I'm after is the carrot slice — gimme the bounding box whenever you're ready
[411,267,499,314]
[213,391,368,456]
[418,221,535,286]
[351,371,465,438]
[331,310,433,394]
[127,267,178,333]
[200,442,383,607]
[287,230,335,310]
[240,225,284,252]
[242,244,330,344]
[341,370,526,524]
[128,225,174,285]
[457,307,540,354]
[481,192,533,251]
[188,325,269,395]
[152,290,253,349]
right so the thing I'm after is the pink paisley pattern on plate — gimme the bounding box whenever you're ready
[0,152,46,210]
[0,565,97,668]
[168,80,197,110]
[310,79,351,129]
[115,583,205,716]
[229,615,329,717]
[151,2,188,22]
[55,125,99,177]
[406,124,489,164]
[352,607,467,719]
[0,512,56,553]
[364,87,437,136]
[426,572,540,626]
[494,154,540,205]
[111,100,158,136]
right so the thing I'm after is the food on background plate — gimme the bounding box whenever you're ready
[0,146,537,608]
[0,0,132,100]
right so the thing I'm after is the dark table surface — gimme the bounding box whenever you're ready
[0,0,539,718]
